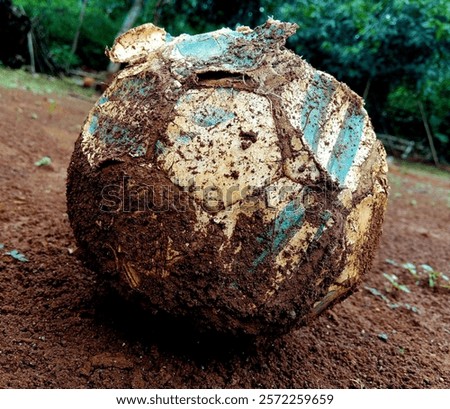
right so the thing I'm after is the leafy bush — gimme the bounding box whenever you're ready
[15,0,120,70]
[386,72,450,161]
[49,44,80,68]
[265,0,450,162]
[11,0,450,161]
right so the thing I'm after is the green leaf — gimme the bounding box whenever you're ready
[388,303,400,309]
[428,271,438,288]
[404,304,420,313]
[378,333,389,342]
[420,264,434,272]
[434,133,449,144]
[383,273,411,293]
[35,156,52,167]
[6,249,29,262]
[366,286,383,297]
[385,258,398,266]
[398,283,411,293]
[365,286,390,303]
[402,262,417,276]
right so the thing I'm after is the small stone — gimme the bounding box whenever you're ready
[378,333,389,342]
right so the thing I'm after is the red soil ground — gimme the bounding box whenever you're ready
[0,86,449,388]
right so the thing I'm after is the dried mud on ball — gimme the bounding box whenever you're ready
[67,19,389,336]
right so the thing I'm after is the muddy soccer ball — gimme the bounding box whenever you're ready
[67,20,388,335]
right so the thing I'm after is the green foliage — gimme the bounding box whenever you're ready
[385,70,450,158]
[367,258,449,314]
[270,0,449,86]
[6,249,29,262]
[365,285,419,313]
[15,0,119,70]
[383,273,411,293]
[267,0,450,161]
[49,44,81,68]
[420,264,450,289]
[2,243,28,262]
[75,2,119,70]
[10,0,450,161]
[378,333,389,342]
[385,259,450,290]
[157,0,264,35]
[35,156,52,166]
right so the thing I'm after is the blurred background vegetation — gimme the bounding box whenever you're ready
[3,0,450,163]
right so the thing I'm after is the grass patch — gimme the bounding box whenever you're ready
[394,159,450,181]
[0,66,96,98]
[388,159,450,208]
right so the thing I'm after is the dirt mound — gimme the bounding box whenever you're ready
[0,86,449,388]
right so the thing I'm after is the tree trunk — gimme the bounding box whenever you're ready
[71,0,88,57]
[107,0,144,74]
[418,102,439,166]
[27,30,35,74]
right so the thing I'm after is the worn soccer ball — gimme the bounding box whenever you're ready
[67,20,388,335]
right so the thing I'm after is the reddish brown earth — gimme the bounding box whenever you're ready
[0,86,449,388]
